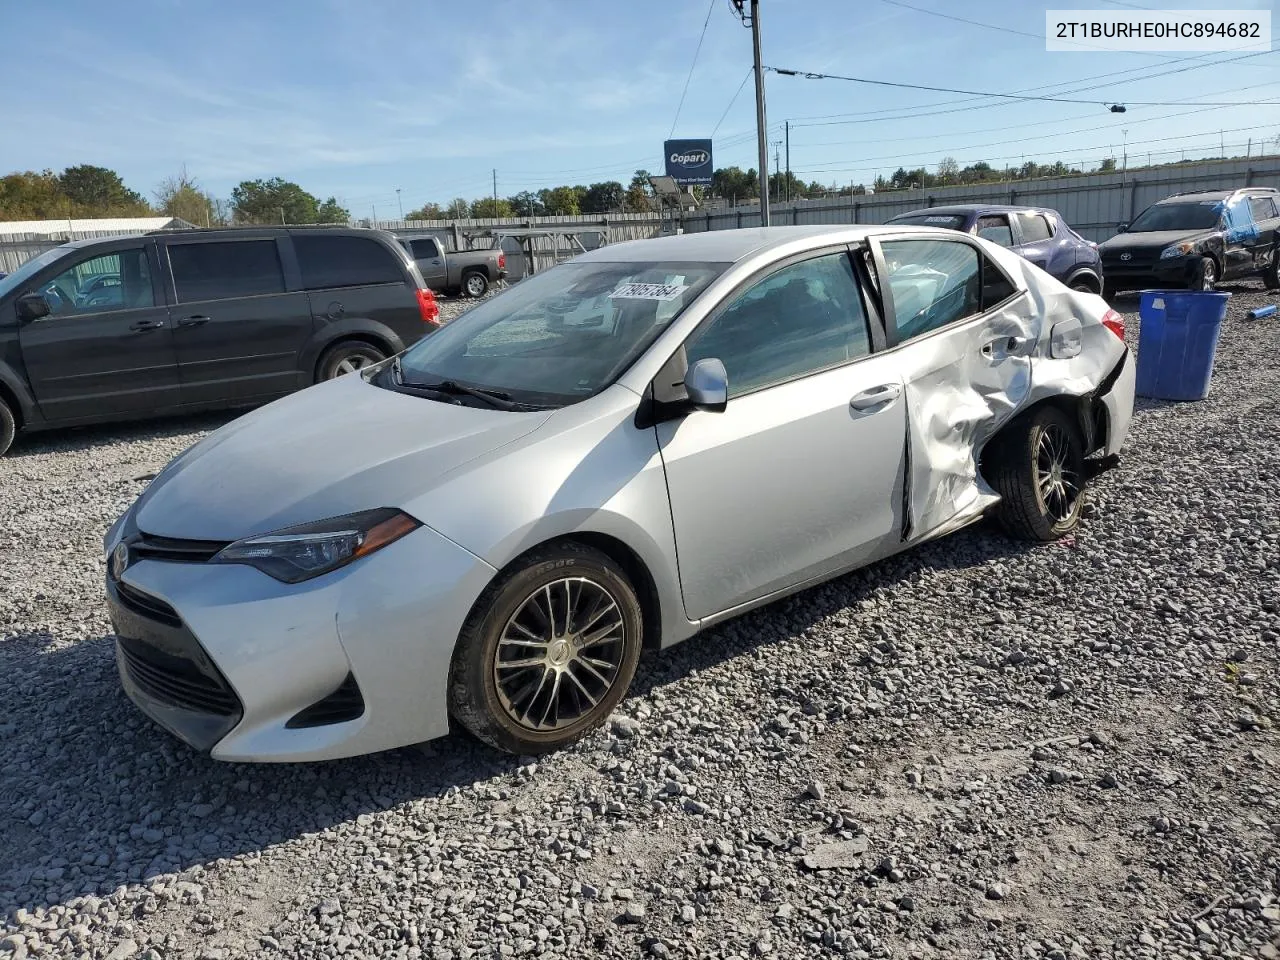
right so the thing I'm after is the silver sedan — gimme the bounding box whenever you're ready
[103,225,1135,760]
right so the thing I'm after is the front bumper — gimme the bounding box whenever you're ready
[1101,253,1198,290]
[105,518,497,762]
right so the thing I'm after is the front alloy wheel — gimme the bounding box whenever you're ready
[449,542,643,754]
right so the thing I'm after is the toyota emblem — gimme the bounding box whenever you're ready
[1120,253,1132,261]
[110,542,130,580]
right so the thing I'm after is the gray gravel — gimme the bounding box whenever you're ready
[2,280,1278,960]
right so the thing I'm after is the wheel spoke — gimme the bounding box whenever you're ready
[573,655,613,688]
[538,670,563,728]
[564,664,600,707]
[577,598,619,635]
[496,656,546,669]
[519,666,553,725]
[580,619,624,647]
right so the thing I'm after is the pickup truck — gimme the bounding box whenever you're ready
[398,235,508,298]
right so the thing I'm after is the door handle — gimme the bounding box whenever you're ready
[982,336,1028,357]
[129,319,165,332]
[176,315,210,328]
[850,383,902,410]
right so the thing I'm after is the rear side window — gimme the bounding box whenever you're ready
[1017,213,1053,242]
[1248,196,1278,221]
[410,238,440,259]
[975,215,1013,247]
[168,240,285,303]
[294,235,405,290]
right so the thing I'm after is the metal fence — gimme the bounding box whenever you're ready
[681,156,1280,242]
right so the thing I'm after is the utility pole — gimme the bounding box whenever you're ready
[1121,129,1129,188]
[396,188,404,220]
[493,169,498,207]
[750,0,770,225]
[1219,129,1225,157]
[785,120,790,204]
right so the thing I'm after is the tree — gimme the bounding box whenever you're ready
[231,177,327,224]
[540,186,581,216]
[0,171,76,219]
[581,181,624,214]
[625,170,655,212]
[154,167,220,226]
[936,156,959,185]
[710,166,757,201]
[470,197,514,218]
[445,197,470,219]
[59,165,149,215]
[406,202,445,220]
[508,191,543,217]
[316,197,349,223]
[1099,157,1117,172]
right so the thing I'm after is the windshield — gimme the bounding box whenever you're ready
[391,259,726,407]
[886,213,968,231]
[0,246,74,300]
[1128,202,1223,233]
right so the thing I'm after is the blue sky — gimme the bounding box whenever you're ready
[0,0,1275,214]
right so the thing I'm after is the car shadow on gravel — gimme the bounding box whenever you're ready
[4,411,244,460]
[1,519,1041,915]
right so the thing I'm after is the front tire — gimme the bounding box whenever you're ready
[0,398,15,457]
[989,405,1087,542]
[1191,256,1217,291]
[1264,246,1279,290]
[448,542,643,755]
[462,271,489,298]
[317,341,386,382]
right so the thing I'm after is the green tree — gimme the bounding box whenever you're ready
[316,197,349,223]
[936,156,959,185]
[470,197,514,218]
[406,202,445,220]
[154,168,220,226]
[231,177,327,224]
[507,191,543,217]
[710,166,757,201]
[540,186,581,215]
[1098,157,1117,172]
[445,197,470,219]
[0,170,76,219]
[580,181,625,214]
[625,170,655,212]
[59,164,149,215]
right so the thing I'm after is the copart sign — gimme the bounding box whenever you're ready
[664,139,714,186]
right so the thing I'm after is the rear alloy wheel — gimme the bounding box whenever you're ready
[449,542,643,754]
[1192,256,1217,291]
[318,342,385,382]
[463,271,489,298]
[0,398,15,457]
[989,405,1087,542]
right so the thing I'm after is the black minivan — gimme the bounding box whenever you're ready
[0,227,440,456]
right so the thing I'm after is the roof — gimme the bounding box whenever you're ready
[1161,187,1277,203]
[887,203,1055,217]
[576,225,908,264]
[0,216,195,236]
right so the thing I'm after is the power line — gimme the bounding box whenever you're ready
[766,64,1272,108]
[669,0,718,140]
[711,67,753,136]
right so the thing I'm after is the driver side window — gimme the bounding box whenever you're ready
[880,238,981,342]
[685,252,871,399]
[38,248,154,316]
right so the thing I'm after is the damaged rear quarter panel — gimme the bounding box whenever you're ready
[898,243,1125,542]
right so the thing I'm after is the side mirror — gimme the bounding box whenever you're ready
[1116,223,1128,233]
[684,358,728,412]
[15,293,51,322]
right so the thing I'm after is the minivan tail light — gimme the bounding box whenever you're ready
[416,288,440,325]
[1101,309,1125,340]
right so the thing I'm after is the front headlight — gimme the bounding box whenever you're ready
[1160,242,1197,259]
[212,508,419,583]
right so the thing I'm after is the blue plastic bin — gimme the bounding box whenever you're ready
[1134,290,1230,401]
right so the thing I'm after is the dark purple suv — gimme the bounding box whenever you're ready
[884,204,1103,293]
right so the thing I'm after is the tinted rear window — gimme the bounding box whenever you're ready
[294,235,406,290]
[1017,213,1053,242]
[410,239,440,259]
[168,240,285,303]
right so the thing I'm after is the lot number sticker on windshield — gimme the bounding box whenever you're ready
[610,281,688,301]
[923,216,955,223]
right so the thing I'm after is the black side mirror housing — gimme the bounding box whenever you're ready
[1116,223,1129,233]
[15,294,51,322]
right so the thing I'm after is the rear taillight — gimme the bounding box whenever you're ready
[416,288,440,325]
[497,252,506,270]
[1101,309,1125,340]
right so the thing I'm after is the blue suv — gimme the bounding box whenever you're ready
[884,204,1103,293]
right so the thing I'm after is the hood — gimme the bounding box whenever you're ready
[1099,229,1215,252]
[134,373,552,541]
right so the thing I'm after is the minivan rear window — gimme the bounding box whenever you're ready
[294,235,405,290]
[169,240,285,302]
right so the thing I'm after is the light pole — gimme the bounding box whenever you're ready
[1121,129,1129,186]
[396,188,404,220]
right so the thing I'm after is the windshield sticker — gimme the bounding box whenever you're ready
[609,281,689,301]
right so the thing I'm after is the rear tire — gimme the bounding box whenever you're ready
[462,271,489,298]
[448,542,644,755]
[317,341,386,382]
[0,399,15,457]
[988,405,1087,542]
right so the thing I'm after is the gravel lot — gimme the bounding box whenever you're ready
[2,281,1278,960]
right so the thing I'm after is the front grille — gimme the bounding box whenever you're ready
[286,673,365,728]
[1102,251,1160,271]
[115,580,182,627]
[118,636,240,716]
[131,531,228,564]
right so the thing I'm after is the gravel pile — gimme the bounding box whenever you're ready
[2,281,1277,960]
